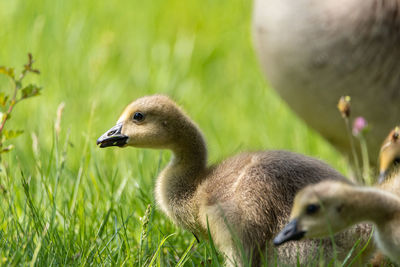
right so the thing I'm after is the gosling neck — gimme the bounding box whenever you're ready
[345,187,400,226]
[155,118,208,230]
[170,131,208,174]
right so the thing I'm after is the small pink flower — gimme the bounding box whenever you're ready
[352,117,368,136]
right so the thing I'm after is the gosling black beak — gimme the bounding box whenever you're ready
[96,123,128,148]
[378,171,387,184]
[273,219,305,246]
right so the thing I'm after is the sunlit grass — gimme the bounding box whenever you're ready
[0,0,350,265]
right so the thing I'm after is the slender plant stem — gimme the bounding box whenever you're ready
[359,134,371,185]
[344,118,362,183]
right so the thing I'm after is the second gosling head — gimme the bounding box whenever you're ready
[273,181,354,246]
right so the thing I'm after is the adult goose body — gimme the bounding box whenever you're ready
[253,0,400,161]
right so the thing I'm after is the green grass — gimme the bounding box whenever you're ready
[0,0,351,265]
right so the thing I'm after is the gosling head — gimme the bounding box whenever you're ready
[274,181,352,246]
[97,95,189,149]
[378,126,400,183]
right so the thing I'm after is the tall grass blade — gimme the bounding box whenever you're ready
[30,222,49,267]
[206,217,221,267]
[176,238,196,267]
[346,230,374,267]
[148,233,176,267]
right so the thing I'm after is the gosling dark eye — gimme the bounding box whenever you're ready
[133,112,145,122]
[306,204,320,215]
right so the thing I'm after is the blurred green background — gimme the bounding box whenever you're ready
[0,0,348,265]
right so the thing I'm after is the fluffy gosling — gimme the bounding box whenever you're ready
[97,95,353,266]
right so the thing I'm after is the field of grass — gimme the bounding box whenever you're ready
[0,0,351,265]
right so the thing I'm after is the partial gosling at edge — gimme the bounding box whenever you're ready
[378,126,400,184]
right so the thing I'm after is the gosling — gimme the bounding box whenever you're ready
[274,180,400,264]
[97,95,352,266]
[275,126,400,265]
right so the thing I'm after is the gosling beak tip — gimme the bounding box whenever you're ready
[273,219,305,246]
[96,123,128,148]
[96,138,102,146]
